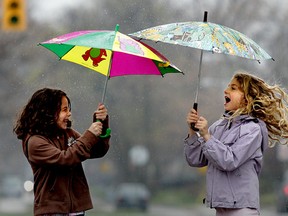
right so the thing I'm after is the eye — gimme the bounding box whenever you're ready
[62,107,69,112]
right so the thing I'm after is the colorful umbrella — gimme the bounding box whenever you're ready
[39,24,183,103]
[39,24,183,137]
[130,11,273,130]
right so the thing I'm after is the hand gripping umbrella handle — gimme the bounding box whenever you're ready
[93,114,111,138]
[190,102,199,132]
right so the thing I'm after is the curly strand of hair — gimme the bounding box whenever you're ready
[233,71,288,147]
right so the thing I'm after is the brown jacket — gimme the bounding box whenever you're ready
[22,118,110,216]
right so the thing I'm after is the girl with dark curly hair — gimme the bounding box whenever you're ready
[13,88,111,216]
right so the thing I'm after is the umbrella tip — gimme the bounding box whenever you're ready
[204,11,208,22]
[115,24,119,32]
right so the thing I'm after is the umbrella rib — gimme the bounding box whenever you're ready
[56,44,76,60]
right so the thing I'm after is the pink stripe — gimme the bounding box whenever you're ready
[110,52,160,77]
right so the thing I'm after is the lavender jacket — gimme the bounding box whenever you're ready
[184,114,268,212]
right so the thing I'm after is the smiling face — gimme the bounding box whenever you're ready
[56,96,71,130]
[224,78,245,112]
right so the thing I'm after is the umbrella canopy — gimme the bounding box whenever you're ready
[129,15,273,62]
[39,24,183,137]
[39,25,182,78]
[130,11,273,130]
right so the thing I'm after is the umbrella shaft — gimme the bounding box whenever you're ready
[195,9,207,103]
[194,50,204,103]
[101,52,115,104]
[101,76,109,103]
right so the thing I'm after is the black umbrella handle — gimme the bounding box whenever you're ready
[93,114,111,138]
[190,102,199,131]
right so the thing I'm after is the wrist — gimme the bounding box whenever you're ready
[203,134,211,141]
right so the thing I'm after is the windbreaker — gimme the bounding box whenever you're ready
[184,114,268,212]
[22,117,110,216]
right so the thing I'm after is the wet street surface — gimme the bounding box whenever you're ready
[0,195,288,216]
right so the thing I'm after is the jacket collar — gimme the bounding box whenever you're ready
[220,113,259,129]
[222,112,257,121]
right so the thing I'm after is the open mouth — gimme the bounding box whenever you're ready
[225,96,231,104]
[64,119,72,127]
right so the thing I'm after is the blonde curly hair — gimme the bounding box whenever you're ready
[230,71,288,147]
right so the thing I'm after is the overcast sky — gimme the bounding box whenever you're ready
[28,0,94,22]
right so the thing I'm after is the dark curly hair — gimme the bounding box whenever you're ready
[13,88,71,140]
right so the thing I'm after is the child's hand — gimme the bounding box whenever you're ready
[196,116,210,141]
[187,108,199,124]
[187,108,199,135]
[88,121,103,137]
[94,103,108,121]
[186,108,210,141]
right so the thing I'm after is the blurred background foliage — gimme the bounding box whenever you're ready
[1,0,288,206]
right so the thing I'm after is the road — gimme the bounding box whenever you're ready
[94,198,288,216]
[150,205,287,216]
[1,195,288,216]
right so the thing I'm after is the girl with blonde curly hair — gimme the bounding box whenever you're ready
[183,71,288,216]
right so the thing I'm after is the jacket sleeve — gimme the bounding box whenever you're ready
[184,134,208,167]
[201,122,263,171]
[27,130,102,167]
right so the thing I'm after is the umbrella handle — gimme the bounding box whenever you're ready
[93,115,111,138]
[190,102,199,131]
